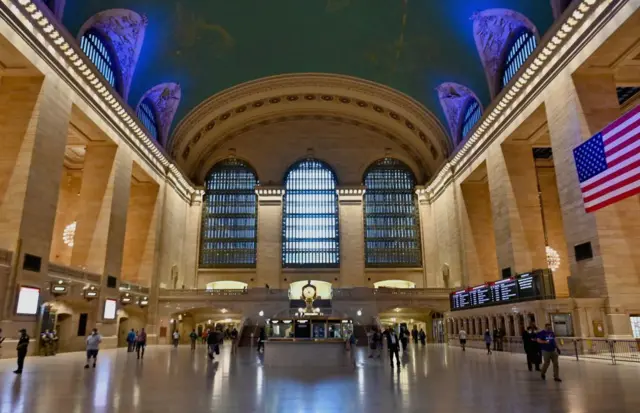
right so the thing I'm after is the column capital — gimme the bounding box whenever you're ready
[191,189,205,206]
[255,185,284,205]
[415,185,430,204]
[337,186,365,204]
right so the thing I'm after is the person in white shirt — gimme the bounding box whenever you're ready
[459,329,468,351]
[85,328,102,369]
[172,330,180,348]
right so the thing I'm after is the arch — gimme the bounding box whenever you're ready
[136,83,182,147]
[436,82,483,146]
[363,158,422,268]
[169,74,451,180]
[282,159,339,268]
[205,281,248,291]
[289,280,333,300]
[136,98,159,141]
[472,9,539,98]
[79,28,121,93]
[373,280,416,289]
[78,9,148,100]
[500,28,538,90]
[200,158,258,268]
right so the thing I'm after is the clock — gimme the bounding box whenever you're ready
[302,284,316,300]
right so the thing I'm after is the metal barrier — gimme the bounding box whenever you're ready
[448,336,640,365]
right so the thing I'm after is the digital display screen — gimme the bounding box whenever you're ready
[103,299,117,320]
[16,287,40,315]
[450,270,553,311]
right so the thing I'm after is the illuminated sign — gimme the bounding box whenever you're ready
[103,299,117,320]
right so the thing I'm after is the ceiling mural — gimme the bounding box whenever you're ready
[63,0,553,135]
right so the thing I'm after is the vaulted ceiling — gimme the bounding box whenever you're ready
[63,0,554,136]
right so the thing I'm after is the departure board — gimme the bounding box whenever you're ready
[449,270,555,311]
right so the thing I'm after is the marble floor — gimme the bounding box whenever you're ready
[0,343,638,413]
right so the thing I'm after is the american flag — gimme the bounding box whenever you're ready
[574,104,640,213]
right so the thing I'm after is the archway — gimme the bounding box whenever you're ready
[288,280,333,300]
[374,280,416,289]
[205,281,248,291]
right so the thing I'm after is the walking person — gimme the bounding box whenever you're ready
[411,326,418,345]
[483,329,492,354]
[230,327,239,355]
[492,327,499,351]
[399,326,409,352]
[126,329,136,352]
[458,328,467,351]
[522,324,541,372]
[368,327,381,359]
[172,330,180,348]
[136,328,147,359]
[537,323,562,382]
[387,328,401,368]
[14,329,30,374]
[84,328,102,369]
[207,329,217,360]
[189,329,198,350]
[256,327,266,353]
[419,329,426,346]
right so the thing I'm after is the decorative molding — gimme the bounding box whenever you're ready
[169,73,452,176]
[137,82,182,147]
[190,113,431,184]
[472,8,539,98]
[4,0,197,203]
[78,8,148,100]
[426,0,615,202]
[255,185,285,206]
[436,82,483,147]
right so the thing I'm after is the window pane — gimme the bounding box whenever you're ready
[461,98,482,140]
[200,159,258,267]
[80,30,118,90]
[364,158,422,267]
[136,99,159,140]
[282,159,339,267]
[501,30,537,89]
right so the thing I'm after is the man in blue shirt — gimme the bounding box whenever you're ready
[537,323,562,382]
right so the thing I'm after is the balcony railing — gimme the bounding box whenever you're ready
[448,335,640,365]
[119,282,150,295]
[48,263,101,284]
[159,287,453,301]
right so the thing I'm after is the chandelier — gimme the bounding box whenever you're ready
[546,246,560,272]
[63,221,77,247]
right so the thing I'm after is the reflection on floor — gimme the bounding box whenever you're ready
[1,343,639,413]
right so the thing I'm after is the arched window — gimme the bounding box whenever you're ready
[364,158,422,267]
[136,98,159,140]
[501,29,537,89]
[282,159,339,267]
[460,98,482,141]
[79,29,119,91]
[200,159,258,267]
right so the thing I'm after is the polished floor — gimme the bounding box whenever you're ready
[0,343,639,413]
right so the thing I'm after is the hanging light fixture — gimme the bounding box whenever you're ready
[546,246,561,272]
[63,221,77,247]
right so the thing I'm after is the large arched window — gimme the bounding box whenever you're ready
[79,29,119,91]
[364,158,422,267]
[501,29,537,89]
[460,98,482,141]
[282,159,339,267]
[136,98,159,140]
[200,159,258,267]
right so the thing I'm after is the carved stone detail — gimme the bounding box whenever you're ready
[471,9,538,98]
[436,82,482,147]
[137,83,182,147]
[78,9,148,100]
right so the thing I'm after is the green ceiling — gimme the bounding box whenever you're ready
[63,0,554,134]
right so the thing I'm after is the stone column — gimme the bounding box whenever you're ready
[487,144,547,275]
[417,188,438,288]
[0,76,71,321]
[255,186,284,288]
[337,187,365,287]
[545,72,640,337]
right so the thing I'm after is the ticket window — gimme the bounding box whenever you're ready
[551,313,573,336]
